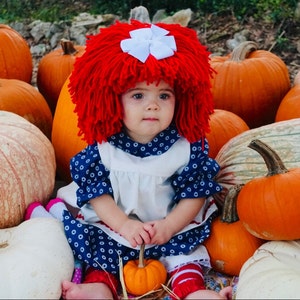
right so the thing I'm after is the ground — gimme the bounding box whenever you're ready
[191,12,300,82]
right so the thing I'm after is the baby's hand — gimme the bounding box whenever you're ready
[118,219,154,248]
[146,219,174,245]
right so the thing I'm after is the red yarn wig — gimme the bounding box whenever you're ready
[68,20,215,145]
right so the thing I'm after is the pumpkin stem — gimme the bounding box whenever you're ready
[230,41,258,61]
[0,241,8,248]
[60,38,78,55]
[221,184,244,223]
[248,139,288,176]
[138,244,145,268]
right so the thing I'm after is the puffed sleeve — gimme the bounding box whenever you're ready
[171,138,222,202]
[70,142,113,207]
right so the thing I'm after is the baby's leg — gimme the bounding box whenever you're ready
[170,262,232,299]
[185,286,232,299]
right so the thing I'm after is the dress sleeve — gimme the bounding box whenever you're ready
[70,142,113,207]
[171,138,222,203]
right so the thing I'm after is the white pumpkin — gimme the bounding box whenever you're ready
[0,218,74,299]
[214,118,300,205]
[236,240,300,299]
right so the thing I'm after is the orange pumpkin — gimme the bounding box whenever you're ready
[0,78,53,139]
[275,72,300,122]
[237,139,300,240]
[0,24,32,83]
[37,39,85,114]
[123,244,167,296]
[204,185,264,276]
[0,111,56,228]
[210,41,290,129]
[52,78,87,182]
[206,109,249,158]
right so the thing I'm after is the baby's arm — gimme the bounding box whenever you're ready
[148,197,205,245]
[90,194,154,247]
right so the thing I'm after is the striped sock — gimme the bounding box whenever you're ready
[170,262,205,299]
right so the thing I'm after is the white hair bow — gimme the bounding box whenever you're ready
[120,24,177,63]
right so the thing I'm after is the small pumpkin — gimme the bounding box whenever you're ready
[123,244,167,296]
[0,111,56,228]
[0,218,74,299]
[214,118,300,207]
[210,41,290,129]
[237,139,300,240]
[0,24,32,83]
[0,78,53,139]
[206,109,249,158]
[37,39,85,114]
[275,71,300,122]
[52,77,87,182]
[204,185,264,276]
[236,239,300,298]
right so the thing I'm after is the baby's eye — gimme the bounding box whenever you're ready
[160,93,170,100]
[132,93,143,100]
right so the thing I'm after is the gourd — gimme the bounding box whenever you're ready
[210,41,290,129]
[275,72,300,122]
[214,118,300,207]
[0,111,56,228]
[0,24,32,83]
[52,78,87,182]
[206,109,249,158]
[123,244,167,296]
[0,78,53,139]
[204,185,264,276]
[237,139,300,240]
[37,39,85,114]
[236,240,300,298]
[0,218,74,299]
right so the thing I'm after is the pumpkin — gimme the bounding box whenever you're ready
[0,78,53,139]
[237,139,300,240]
[0,217,74,299]
[37,39,85,114]
[214,118,300,207]
[204,185,264,276]
[123,244,167,296]
[275,72,300,122]
[0,24,32,83]
[0,111,56,228]
[236,239,300,298]
[210,41,290,129]
[206,109,249,158]
[52,78,87,182]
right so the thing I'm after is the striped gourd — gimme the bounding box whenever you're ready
[214,118,300,206]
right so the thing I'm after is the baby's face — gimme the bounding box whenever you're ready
[121,80,175,144]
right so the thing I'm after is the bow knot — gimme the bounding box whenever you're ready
[120,24,177,63]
